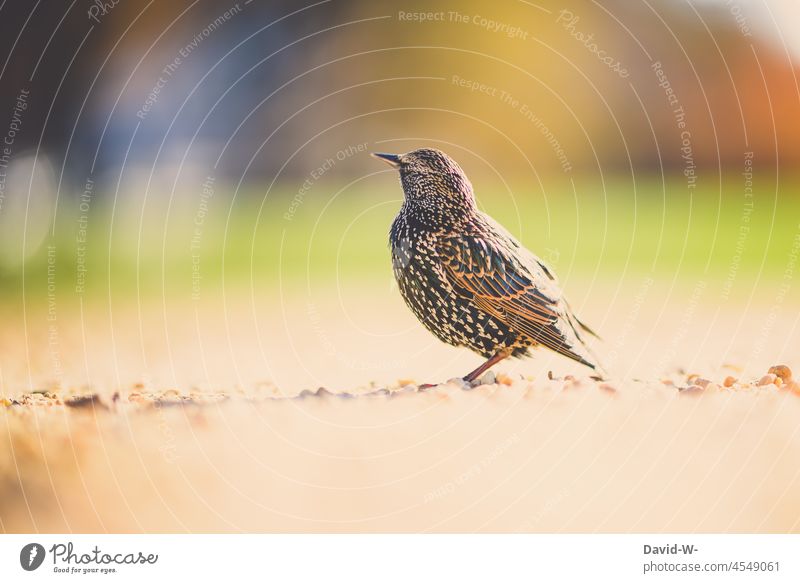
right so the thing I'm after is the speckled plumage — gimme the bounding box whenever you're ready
[374,148,602,381]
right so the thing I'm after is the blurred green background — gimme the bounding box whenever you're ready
[3,172,799,302]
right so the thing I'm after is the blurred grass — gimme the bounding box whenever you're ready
[1,172,798,301]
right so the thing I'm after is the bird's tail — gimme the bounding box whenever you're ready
[575,315,602,341]
[565,311,608,380]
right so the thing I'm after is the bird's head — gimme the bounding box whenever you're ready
[372,148,477,225]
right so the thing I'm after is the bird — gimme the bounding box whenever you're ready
[372,147,603,384]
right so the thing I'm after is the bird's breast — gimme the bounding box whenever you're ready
[390,220,440,277]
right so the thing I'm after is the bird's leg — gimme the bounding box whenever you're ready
[463,350,510,383]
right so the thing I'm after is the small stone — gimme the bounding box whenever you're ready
[496,373,514,386]
[681,384,704,395]
[723,376,737,387]
[478,371,496,386]
[694,378,712,388]
[296,388,317,399]
[397,378,416,387]
[445,377,469,390]
[65,394,105,409]
[598,383,617,394]
[768,365,792,383]
[757,374,778,386]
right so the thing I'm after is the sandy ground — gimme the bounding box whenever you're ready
[1,280,799,532]
[2,374,799,533]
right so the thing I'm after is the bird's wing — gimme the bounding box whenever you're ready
[437,233,597,368]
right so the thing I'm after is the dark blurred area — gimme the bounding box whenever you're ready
[0,0,798,189]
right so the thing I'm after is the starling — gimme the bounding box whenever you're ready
[373,148,603,383]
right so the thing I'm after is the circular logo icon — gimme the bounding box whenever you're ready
[20,543,46,571]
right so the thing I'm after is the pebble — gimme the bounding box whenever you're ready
[479,371,496,386]
[65,394,105,409]
[495,373,514,386]
[297,388,322,399]
[723,376,737,387]
[757,374,778,386]
[448,377,471,390]
[768,365,792,383]
[599,383,617,394]
[681,384,704,395]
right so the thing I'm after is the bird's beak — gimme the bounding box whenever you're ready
[371,152,402,168]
